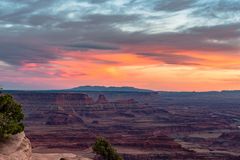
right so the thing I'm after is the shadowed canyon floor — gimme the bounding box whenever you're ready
[5,90,240,160]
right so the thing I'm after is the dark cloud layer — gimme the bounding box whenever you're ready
[192,0,240,19]
[136,52,201,65]
[57,14,140,29]
[89,0,111,4]
[66,42,120,51]
[0,0,239,67]
[154,0,196,12]
[0,42,58,65]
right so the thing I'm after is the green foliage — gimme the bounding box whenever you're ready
[92,137,123,160]
[0,94,24,139]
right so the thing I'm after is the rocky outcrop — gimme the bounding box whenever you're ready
[13,92,95,106]
[0,132,93,160]
[32,153,93,160]
[115,99,138,105]
[211,132,240,150]
[46,111,84,125]
[8,91,240,159]
[0,132,32,160]
[96,94,108,104]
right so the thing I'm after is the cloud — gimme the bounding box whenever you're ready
[1,19,239,67]
[27,15,60,26]
[154,0,196,12]
[65,42,120,51]
[0,42,59,65]
[90,58,121,65]
[0,0,57,25]
[211,0,240,12]
[0,0,240,90]
[89,0,110,4]
[57,14,140,29]
[0,0,239,73]
[136,52,201,65]
[191,0,240,21]
[68,22,239,53]
[187,23,240,40]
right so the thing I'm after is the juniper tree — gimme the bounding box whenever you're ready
[0,94,24,139]
[92,137,123,160]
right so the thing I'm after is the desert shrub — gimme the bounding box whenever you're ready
[92,137,123,160]
[0,94,24,139]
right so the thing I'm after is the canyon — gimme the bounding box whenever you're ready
[0,131,92,160]
[4,90,240,160]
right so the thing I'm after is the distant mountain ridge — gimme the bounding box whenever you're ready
[70,86,154,92]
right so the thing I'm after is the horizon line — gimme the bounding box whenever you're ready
[2,87,240,93]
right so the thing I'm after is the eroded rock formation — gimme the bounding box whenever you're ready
[8,91,240,160]
[96,94,108,104]
[0,132,93,160]
[0,132,32,160]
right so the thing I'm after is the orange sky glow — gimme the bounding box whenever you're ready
[1,0,240,91]
[13,49,240,91]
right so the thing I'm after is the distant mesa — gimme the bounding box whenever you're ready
[69,85,154,92]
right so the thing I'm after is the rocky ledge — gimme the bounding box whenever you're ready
[0,132,92,160]
[0,132,32,160]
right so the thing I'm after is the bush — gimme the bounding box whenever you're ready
[92,137,123,160]
[0,94,24,139]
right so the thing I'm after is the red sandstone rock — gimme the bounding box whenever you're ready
[46,112,84,125]
[96,94,108,104]
[115,99,138,105]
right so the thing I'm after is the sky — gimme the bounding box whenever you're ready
[0,0,240,91]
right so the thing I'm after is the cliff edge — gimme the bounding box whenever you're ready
[0,132,32,160]
[0,132,93,160]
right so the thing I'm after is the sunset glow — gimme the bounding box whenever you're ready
[0,0,240,91]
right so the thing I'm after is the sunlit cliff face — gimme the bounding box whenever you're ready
[0,0,240,91]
